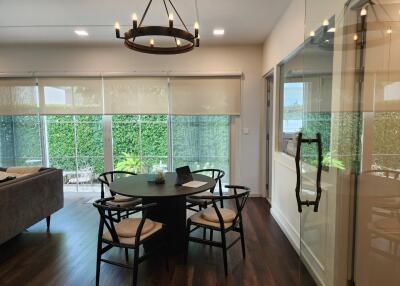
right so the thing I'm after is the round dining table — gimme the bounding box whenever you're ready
[109,172,216,253]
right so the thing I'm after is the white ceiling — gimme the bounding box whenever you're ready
[0,0,291,46]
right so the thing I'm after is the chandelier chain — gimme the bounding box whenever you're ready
[139,0,154,27]
[195,0,200,23]
[167,0,189,32]
[162,0,178,45]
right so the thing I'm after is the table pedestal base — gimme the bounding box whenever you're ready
[143,196,187,254]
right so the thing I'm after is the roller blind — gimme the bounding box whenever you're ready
[38,77,103,115]
[103,77,169,114]
[0,78,38,115]
[170,77,241,115]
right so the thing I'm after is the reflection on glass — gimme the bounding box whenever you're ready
[354,2,400,286]
[278,22,334,168]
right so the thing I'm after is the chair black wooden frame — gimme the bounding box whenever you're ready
[186,169,226,212]
[98,171,142,221]
[98,171,138,198]
[185,185,250,275]
[93,197,167,286]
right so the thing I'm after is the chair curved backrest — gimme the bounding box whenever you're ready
[98,171,137,198]
[192,169,225,193]
[93,197,156,246]
[199,185,250,230]
[192,168,225,207]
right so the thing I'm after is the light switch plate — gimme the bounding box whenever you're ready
[243,128,249,135]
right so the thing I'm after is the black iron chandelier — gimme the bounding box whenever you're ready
[114,0,200,54]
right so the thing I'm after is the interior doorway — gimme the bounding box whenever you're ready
[265,72,274,202]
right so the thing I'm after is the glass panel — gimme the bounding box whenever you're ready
[0,115,42,167]
[0,116,15,166]
[354,2,400,286]
[47,116,76,189]
[299,0,400,285]
[46,115,103,192]
[112,115,168,173]
[299,2,338,285]
[76,115,103,191]
[172,115,230,184]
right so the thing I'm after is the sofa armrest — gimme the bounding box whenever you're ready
[0,168,64,245]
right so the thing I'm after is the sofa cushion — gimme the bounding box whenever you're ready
[0,171,26,181]
[6,166,42,175]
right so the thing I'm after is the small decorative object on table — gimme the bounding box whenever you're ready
[154,169,165,184]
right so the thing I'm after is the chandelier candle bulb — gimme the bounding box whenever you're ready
[176,39,181,47]
[194,22,199,38]
[132,13,138,29]
[361,7,367,16]
[309,31,315,37]
[169,13,174,28]
[323,19,329,26]
[150,38,155,47]
[115,22,120,38]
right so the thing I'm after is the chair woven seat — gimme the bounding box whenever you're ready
[107,197,142,207]
[202,207,236,223]
[113,194,138,203]
[102,218,162,244]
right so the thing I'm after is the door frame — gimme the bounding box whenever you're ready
[263,69,274,203]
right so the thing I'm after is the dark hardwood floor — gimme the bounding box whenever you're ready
[0,193,316,286]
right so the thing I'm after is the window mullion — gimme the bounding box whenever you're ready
[167,78,173,171]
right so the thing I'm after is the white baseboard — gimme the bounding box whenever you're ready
[270,206,300,253]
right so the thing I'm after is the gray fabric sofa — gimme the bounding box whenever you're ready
[0,167,64,245]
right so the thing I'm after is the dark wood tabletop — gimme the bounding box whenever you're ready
[109,172,216,198]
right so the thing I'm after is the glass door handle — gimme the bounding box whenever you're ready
[295,132,323,213]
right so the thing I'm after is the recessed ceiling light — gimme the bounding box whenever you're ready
[75,30,89,36]
[213,29,225,36]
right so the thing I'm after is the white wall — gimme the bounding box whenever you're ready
[262,0,305,75]
[261,0,305,251]
[0,44,264,195]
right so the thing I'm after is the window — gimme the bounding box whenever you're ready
[1,76,238,191]
[281,81,306,155]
